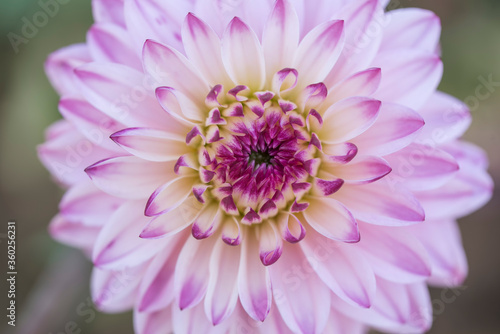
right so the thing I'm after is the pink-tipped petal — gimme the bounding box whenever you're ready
[417,91,471,144]
[140,196,201,239]
[303,197,360,242]
[182,13,233,87]
[325,0,382,87]
[92,201,164,269]
[326,67,382,103]
[110,127,186,162]
[385,143,459,191]
[91,264,144,313]
[49,214,101,254]
[336,181,425,226]
[406,219,468,287]
[145,176,197,216]
[381,8,441,54]
[192,202,223,239]
[263,0,300,76]
[352,102,425,156]
[137,234,186,312]
[59,181,123,226]
[357,223,432,283]
[238,231,272,321]
[45,44,91,96]
[222,17,266,91]
[87,23,141,69]
[373,50,443,110]
[300,228,376,308]
[134,307,173,334]
[143,39,209,109]
[85,156,176,199]
[204,240,240,325]
[174,235,217,310]
[277,213,306,243]
[293,20,345,87]
[58,97,124,152]
[270,243,331,334]
[319,97,381,144]
[258,221,283,266]
[323,155,392,184]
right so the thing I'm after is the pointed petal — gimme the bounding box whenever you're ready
[385,143,459,191]
[381,8,441,54]
[92,201,164,269]
[192,203,223,239]
[417,91,471,144]
[222,17,266,91]
[91,264,144,313]
[145,176,197,216]
[85,156,176,199]
[277,213,306,243]
[303,197,359,242]
[358,223,432,283]
[204,240,240,325]
[182,13,232,87]
[143,39,210,108]
[263,0,300,76]
[352,102,425,156]
[140,196,202,239]
[174,235,217,310]
[293,20,345,87]
[238,230,272,321]
[58,96,124,152]
[45,44,91,96]
[270,244,331,334]
[300,228,376,308]
[406,219,468,287]
[325,0,383,86]
[74,63,169,127]
[59,181,123,226]
[325,67,382,104]
[258,221,283,266]
[137,234,186,312]
[49,214,101,254]
[111,127,187,162]
[87,23,141,69]
[319,97,381,144]
[37,121,116,186]
[323,155,391,184]
[335,182,425,226]
[373,50,443,110]
[134,307,173,334]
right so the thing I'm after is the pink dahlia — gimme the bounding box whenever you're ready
[39,0,492,333]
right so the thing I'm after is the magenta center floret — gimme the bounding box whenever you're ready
[215,114,307,204]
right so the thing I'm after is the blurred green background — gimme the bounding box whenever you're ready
[0,0,499,333]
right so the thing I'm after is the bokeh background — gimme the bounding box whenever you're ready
[0,0,499,333]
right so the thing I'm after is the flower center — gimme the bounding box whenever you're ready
[248,150,273,167]
[177,74,341,224]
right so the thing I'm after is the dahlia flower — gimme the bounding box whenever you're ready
[39,0,492,333]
